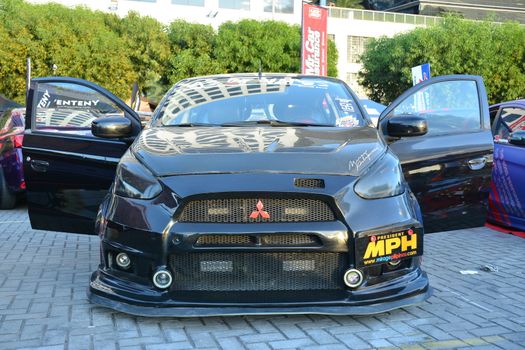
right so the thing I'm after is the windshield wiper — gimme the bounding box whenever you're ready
[220,120,332,127]
[167,122,219,127]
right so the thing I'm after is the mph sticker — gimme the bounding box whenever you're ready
[355,228,423,267]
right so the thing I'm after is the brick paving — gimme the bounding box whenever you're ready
[0,207,524,349]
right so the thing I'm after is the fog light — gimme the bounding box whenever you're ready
[153,269,172,289]
[343,268,363,288]
[116,253,131,269]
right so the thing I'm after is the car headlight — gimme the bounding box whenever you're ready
[354,152,405,199]
[113,151,162,199]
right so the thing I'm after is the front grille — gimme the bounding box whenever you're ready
[169,252,347,292]
[194,234,322,247]
[178,198,335,223]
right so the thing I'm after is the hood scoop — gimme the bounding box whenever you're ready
[294,178,325,188]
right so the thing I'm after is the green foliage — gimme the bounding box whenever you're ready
[214,19,337,77]
[165,20,223,85]
[327,39,338,77]
[215,20,301,74]
[0,1,339,104]
[359,17,525,105]
[333,0,365,9]
[104,11,170,96]
[0,0,136,102]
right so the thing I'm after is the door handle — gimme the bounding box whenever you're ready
[468,157,486,170]
[30,159,49,173]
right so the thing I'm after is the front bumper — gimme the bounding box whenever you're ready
[88,267,431,317]
[90,173,430,316]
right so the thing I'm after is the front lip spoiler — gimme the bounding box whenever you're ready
[87,285,432,318]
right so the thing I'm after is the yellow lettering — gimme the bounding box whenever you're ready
[364,240,384,259]
[385,238,401,254]
[402,234,418,251]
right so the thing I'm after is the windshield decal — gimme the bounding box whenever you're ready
[336,98,355,113]
[38,90,51,109]
[337,116,360,128]
[55,99,100,108]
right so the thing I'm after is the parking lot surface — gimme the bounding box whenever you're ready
[0,207,524,350]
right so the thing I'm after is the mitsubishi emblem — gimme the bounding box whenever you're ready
[249,200,270,219]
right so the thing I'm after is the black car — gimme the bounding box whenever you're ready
[22,74,493,316]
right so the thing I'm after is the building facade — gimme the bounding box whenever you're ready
[368,0,525,23]
[28,0,439,97]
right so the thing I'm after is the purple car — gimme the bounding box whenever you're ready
[0,95,25,209]
[487,100,525,235]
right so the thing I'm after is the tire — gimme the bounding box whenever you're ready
[0,167,16,209]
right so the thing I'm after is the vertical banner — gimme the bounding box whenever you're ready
[411,63,431,111]
[301,3,328,76]
[411,63,431,86]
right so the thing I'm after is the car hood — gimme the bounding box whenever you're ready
[132,126,386,176]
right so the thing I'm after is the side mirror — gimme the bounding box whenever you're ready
[92,116,132,138]
[387,115,428,137]
[509,130,525,146]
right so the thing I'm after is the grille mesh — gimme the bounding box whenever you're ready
[169,252,346,291]
[178,198,335,223]
[195,234,253,246]
[294,178,325,188]
[194,234,321,247]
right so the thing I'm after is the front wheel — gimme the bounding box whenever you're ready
[0,167,16,209]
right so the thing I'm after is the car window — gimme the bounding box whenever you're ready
[489,107,498,126]
[494,106,525,142]
[34,82,124,136]
[392,80,481,135]
[157,77,366,128]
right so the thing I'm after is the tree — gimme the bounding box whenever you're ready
[104,12,170,99]
[0,1,339,103]
[215,20,301,74]
[359,17,525,105]
[327,39,338,77]
[333,0,365,9]
[165,20,223,86]
[214,19,338,77]
[0,0,136,101]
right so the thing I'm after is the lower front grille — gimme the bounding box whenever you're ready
[169,252,347,293]
[194,234,322,247]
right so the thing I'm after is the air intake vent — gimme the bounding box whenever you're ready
[169,252,347,292]
[195,234,322,247]
[294,178,325,188]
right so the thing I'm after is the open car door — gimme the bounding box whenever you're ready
[23,77,142,234]
[488,102,525,230]
[379,75,493,233]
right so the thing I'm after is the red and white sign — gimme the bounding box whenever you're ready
[301,3,328,76]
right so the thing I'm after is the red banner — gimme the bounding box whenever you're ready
[301,3,328,76]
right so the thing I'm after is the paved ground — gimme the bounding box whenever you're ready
[0,207,524,350]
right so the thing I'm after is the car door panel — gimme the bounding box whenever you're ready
[488,103,525,230]
[380,75,493,233]
[23,77,141,234]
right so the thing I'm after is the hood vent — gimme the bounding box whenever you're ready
[294,178,325,189]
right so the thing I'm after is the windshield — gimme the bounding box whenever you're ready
[156,76,366,127]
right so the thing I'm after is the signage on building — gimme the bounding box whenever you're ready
[411,63,431,86]
[301,3,328,76]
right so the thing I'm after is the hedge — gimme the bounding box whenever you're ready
[359,17,525,105]
[0,0,338,104]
